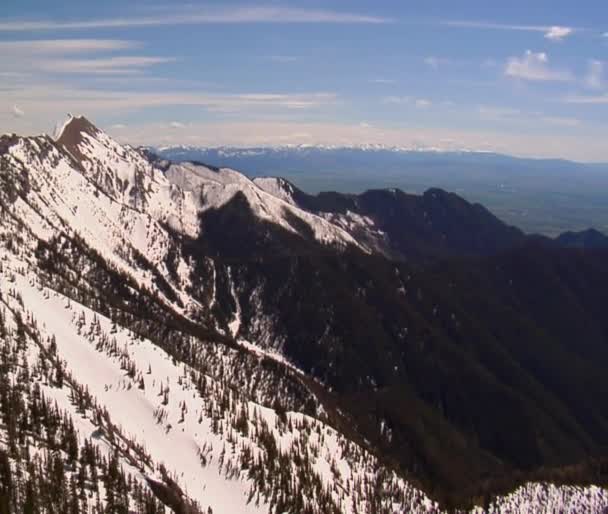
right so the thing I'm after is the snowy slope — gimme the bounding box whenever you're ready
[7,270,266,513]
[0,252,441,514]
[2,116,608,513]
[165,163,365,249]
[1,115,368,313]
[252,176,389,252]
[252,177,298,205]
[3,235,608,514]
[2,133,201,319]
[54,116,367,252]
[55,115,202,238]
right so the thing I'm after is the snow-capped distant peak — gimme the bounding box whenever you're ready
[155,143,490,155]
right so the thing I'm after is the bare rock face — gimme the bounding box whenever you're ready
[55,114,100,146]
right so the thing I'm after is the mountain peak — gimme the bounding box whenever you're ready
[54,114,100,146]
[51,114,157,208]
[556,227,608,249]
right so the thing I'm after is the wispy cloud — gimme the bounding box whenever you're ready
[563,94,608,104]
[267,55,298,63]
[0,38,169,76]
[505,50,573,82]
[382,96,432,108]
[585,60,604,89]
[444,20,577,41]
[0,7,391,31]
[2,86,338,115]
[0,39,136,53]
[205,93,338,112]
[544,26,573,41]
[0,71,30,79]
[383,96,412,104]
[415,99,432,108]
[478,105,581,127]
[478,106,522,120]
[540,116,581,127]
[38,56,174,75]
[424,57,448,70]
[11,105,25,118]
[370,78,396,84]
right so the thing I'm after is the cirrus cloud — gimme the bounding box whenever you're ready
[0,7,391,32]
[478,105,581,127]
[370,78,396,84]
[415,99,432,108]
[424,57,450,70]
[544,26,573,41]
[585,60,604,89]
[0,38,170,76]
[0,39,136,53]
[11,105,25,118]
[444,20,577,41]
[563,94,608,104]
[38,56,175,75]
[505,50,573,82]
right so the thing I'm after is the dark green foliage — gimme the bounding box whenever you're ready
[245,181,526,263]
[0,319,167,514]
[228,243,608,508]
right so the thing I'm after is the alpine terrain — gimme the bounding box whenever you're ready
[1,115,608,513]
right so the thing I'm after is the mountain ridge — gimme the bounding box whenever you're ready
[154,143,608,237]
[1,116,608,512]
[153,143,608,166]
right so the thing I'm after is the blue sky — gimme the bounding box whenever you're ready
[1,1,608,160]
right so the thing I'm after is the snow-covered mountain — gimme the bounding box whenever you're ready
[154,144,608,238]
[1,115,608,513]
[155,143,486,156]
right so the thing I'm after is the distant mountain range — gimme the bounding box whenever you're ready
[156,145,608,237]
[156,143,490,154]
[1,116,608,513]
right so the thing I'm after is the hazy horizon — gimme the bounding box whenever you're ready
[2,1,608,161]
